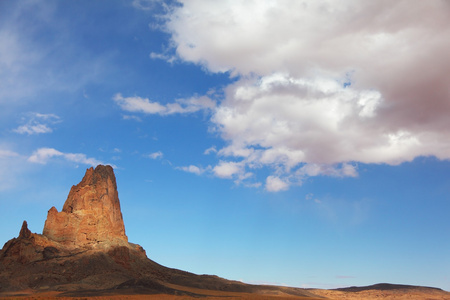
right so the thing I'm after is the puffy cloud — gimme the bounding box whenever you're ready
[158,0,450,191]
[265,176,289,192]
[28,148,62,164]
[165,1,450,80]
[212,161,243,179]
[13,113,60,135]
[28,147,103,166]
[114,93,215,116]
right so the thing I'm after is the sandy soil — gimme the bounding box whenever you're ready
[2,288,450,300]
[310,288,450,300]
[1,284,449,300]
[0,291,321,300]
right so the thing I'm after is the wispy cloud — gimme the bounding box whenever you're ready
[132,0,161,11]
[204,146,217,155]
[177,165,207,175]
[0,149,19,158]
[13,113,60,135]
[176,163,261,188]
[114,93,215,116]
[150,52,176,64]
[145,151,163,159]
[122,115,142,122]
[0,2,113,107]
[28,147,103,166]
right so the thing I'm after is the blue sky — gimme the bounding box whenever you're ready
[1,0,450,291]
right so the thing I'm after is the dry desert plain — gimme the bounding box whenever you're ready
[1,284,450,300]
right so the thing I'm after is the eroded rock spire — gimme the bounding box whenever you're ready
[43,165,128,248]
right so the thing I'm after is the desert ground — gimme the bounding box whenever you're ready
[1,285,450,300]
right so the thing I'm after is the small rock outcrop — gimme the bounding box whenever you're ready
[43,165,128,248]
[18,221,31,239]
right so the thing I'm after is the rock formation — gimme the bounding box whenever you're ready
[0,165,151,293]
[2,165,446,298]
[0,165,320,298]
[42,165,127,248]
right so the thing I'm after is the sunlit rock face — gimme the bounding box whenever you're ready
[43,165,128,248]
[0,165,149,293]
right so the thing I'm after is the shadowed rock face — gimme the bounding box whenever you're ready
[43,165,127,248]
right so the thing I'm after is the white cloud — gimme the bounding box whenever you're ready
[14,123,52,135]
[212,161,243,179]
[146,151,163,159]
[132,0,161,11]
[157,0,450,191]
[114,93,215,116]
[63,153,102,166]
[204,146,217,155]
[114,93,166,114]
[178,165,206,175]
[0,149,19,158]
[28,147,102,166]
[265,176,289,192]
[176,163,260,187]
[298,163,358,178]
[28,148,63,164]
[122,115,142,122]
[13,112,60,135]
[150,52,176,64]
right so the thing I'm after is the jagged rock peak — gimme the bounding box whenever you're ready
[18,220,31,239]
[62,165,118,213]
[43,165,128,248]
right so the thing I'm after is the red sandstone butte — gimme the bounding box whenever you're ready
[43,165,128,248]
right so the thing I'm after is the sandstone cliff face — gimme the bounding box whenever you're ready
[43,165,128,248]
[0,165,148,292]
